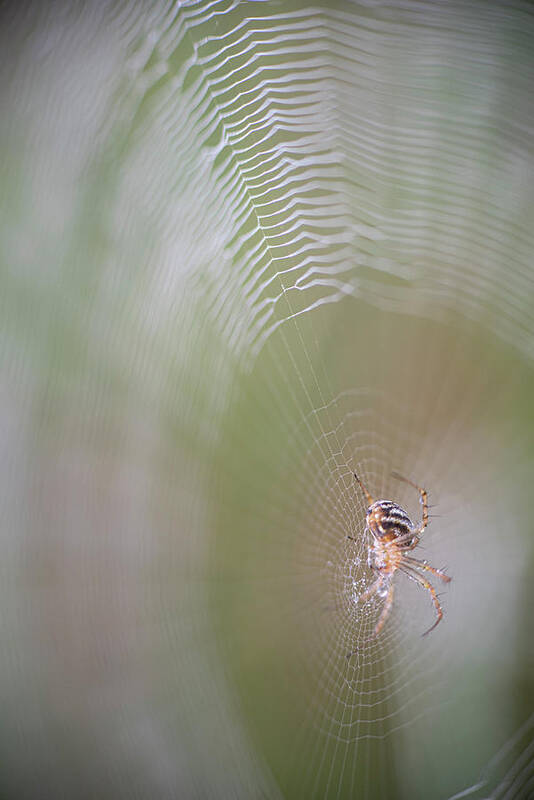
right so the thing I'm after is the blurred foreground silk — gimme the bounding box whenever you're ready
[1,2,533,798]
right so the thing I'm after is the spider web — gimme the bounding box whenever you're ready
[1,1,534,799]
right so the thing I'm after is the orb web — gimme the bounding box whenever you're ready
[1,1,534,799]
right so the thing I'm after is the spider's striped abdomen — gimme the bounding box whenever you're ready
[366,500,413,543]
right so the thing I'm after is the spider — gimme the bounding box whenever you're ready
[348,471,451,646]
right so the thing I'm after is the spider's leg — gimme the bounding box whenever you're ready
[394,532,419,550]
[354,472,374,506]
[359,574,383,604]
[402,540,419,551]
[372,581,394,638]
[399,565,444,635]
[347,573,383,659]
[391,471,428,534]
[366,531,375,570]
[401,555,451,582]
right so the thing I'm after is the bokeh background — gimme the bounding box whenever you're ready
[1,1,533,798]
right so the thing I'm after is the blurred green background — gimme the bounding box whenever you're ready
[1,1,533,798]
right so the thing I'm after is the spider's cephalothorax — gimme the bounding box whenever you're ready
[348,472,451,650]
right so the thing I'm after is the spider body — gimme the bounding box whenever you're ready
[350,472,451,645]
[366,500,414,544]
